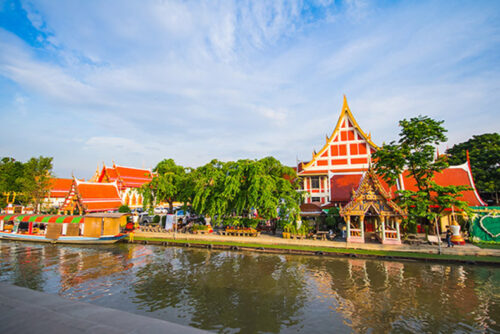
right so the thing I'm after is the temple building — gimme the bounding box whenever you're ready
[43,178,73,210]
[90,163,153,209]
[61,179,123,214]
[297,96,485,243]
[297,96,485,208]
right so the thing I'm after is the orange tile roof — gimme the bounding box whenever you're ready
[114,165,153,188]
[75,180,122,212]
[48,178,73,198]
[401,164,485,206]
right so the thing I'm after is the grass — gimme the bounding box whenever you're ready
[474,242,500,249]
[127,236,500,264]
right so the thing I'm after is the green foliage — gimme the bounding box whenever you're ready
[17,156,53,213]
[373,116,470,230]
[192,223,209,231]
[118,205,131,213]
[187,157,301,224]
[153,215,160,224]
[0,157,25,207]
[446,133,500,203]
[141,159,188,212]
[325,207,341,230]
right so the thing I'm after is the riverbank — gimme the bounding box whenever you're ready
[128,231,500,265]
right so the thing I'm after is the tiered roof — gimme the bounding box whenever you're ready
[48,178,73,198]
[62,179,122,213]
[97,163,153,189]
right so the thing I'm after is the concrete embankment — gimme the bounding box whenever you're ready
[0,282,207,334]
[128,231,500,265]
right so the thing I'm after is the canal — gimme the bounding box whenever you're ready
[0,240,498,333]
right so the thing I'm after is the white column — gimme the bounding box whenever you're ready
[346,216,350,241]
[360,216,365,240]
[396,220,401,241]
[382,216,386,242]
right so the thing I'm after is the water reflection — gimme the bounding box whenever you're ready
[0,240,498,333]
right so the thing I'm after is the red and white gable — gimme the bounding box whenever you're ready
[299,96,377,175]
[298,96,378,204]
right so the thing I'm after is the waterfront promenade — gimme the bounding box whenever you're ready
[131,231,500,260]
[0,282,207,334]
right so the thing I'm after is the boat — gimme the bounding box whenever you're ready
[0,213,131,244]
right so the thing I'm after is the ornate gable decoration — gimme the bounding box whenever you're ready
[340,167,405,217]
[299,96,378,174]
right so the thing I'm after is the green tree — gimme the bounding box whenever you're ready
[141,159,187,212]
[446,133,500,205]
[0,157,25,207]
[18,156,53,213]
[372,116,470,235]
[187,157,301,224]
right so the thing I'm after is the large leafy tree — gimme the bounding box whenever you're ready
[141,159,187,212]
[372,116,470,234]
[188,157,301,224]
[0,157,25,207]
[17,156,53,213]
[446,133,500,205]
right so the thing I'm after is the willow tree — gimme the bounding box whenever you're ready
[188,157,301,224]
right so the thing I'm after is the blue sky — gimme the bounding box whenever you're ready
[0,0,499,178]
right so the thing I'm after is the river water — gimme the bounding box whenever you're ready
[0,240,498,333]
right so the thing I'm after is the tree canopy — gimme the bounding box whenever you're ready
[0,157,25,208]
[372,116,470,233]
[141,158,188,212]
[16,156,54,213]
[446,133,500,205]
[180,157,301,224]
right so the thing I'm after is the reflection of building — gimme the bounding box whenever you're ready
[90,163,153,209]
[43,178,73,210]
[61,179,122,214]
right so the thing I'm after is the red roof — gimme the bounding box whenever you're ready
[115,166,152,188]
[401,164,485,206]
[98,164,152,189]
[74,180,122,212]
[48,178,73,198]
[330,174,363,202]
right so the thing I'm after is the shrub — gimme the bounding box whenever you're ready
[118,205,131,213]
[153,215,160,224]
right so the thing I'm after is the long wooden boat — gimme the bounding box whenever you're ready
[0,213,130,244]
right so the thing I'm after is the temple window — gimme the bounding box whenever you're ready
[311,176,320,189]
[311,197,320,203]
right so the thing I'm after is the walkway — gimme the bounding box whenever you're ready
[133,231,500,257]
[0,282,207,334]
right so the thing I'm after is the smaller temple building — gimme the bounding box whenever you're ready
[339,167,405,244]
[61,179,123,214]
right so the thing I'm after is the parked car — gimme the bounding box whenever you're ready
[154,207,168,214]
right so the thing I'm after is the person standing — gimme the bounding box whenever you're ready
[446,226,453,248]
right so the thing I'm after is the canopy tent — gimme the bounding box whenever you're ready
[0,214,84,224]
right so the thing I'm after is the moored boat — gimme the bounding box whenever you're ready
[0,213,130,244]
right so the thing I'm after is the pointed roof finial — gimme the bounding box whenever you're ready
[342,94,349,112]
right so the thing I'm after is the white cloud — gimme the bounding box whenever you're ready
[0,0,499,178]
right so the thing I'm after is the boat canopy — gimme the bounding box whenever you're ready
[0,214,84,224]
